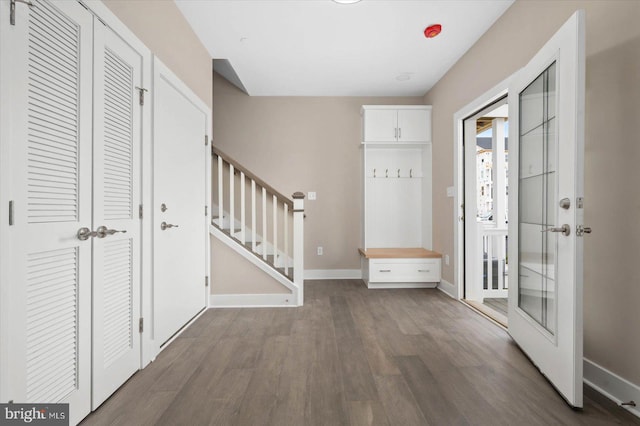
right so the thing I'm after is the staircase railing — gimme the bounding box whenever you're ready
[211,146,304,304]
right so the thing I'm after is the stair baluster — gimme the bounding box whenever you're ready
[211,147,304,304]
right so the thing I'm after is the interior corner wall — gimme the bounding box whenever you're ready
[102,0,212,109]
[423,0,640,387]
[212,72,425,271]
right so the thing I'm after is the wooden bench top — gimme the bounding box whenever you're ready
[358,248,442,259]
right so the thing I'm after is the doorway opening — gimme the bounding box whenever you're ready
[462,96,510,327]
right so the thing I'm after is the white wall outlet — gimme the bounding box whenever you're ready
[446,186,454,197]
[445,254,450,265]
[317,246,323,256]
[308,191,317,200]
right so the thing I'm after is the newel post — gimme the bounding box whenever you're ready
[292,192,305,306]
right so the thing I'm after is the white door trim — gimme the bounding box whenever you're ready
[453,77,511,301]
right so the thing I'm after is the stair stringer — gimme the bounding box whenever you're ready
[210,224,300,306]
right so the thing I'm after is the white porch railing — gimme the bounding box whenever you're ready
[479,224,508,299]
[211,147,304,305]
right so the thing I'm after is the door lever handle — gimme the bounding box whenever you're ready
[542,224,570,236]
[77,227,97,241]
[96,226,127,238]
[161,221,179,231]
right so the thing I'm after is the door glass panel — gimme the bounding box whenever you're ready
[518,62,557,334]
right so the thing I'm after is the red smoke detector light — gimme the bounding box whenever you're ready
[424,24,442,38]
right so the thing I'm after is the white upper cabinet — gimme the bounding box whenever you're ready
[362,106,431,143]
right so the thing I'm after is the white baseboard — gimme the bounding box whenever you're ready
[210,293,298,308]
[304,269,362,280]
[437,279,458,299]
[584,358,640,418]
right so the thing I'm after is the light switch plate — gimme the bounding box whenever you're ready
[446,186,454,197]
[308,192,317,200]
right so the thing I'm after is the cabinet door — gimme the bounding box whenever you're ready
[0,1,93,424]
[397,109,430,142]
[363,109,397,142]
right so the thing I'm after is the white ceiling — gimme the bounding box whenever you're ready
[175,0,514,97]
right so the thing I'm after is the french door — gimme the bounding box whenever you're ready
[0,0,143,421]
[507,11,586,407]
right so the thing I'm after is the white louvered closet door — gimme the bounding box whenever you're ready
[91,22,142,409]
[0,1,94,424]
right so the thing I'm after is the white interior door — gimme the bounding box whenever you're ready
[507,11,585,407]
[153,59,208,346]
[91,22,143,409]
[0,1,93,423]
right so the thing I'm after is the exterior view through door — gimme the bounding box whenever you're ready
[463,99,509,324]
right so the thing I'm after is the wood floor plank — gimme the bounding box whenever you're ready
[234,335,289,426]
[82,281,640,426]
[346,293,401,376]
[268,320,314,426]
[374,374,429,426]
[347,400,390,426]
[304,295,349,425]
[395,355,470,425]
[330,295,379,401]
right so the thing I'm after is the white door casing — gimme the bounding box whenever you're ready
[0,1,94,423]
[91,21,143,409]
[507,10,585,407]
[152,58,209,347]
[464,117,481,302]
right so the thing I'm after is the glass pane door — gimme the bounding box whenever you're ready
[518,62,557,334]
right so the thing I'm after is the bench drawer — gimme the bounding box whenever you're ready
[369,259,440,283]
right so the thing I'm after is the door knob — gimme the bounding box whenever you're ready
[96,226,127,238]
[542,224,570,236]
[77,227,97,241]
[160,221,179,231]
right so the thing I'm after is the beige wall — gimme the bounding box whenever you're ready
[210,236,292,294]
[424,1,640,385]
[213,73,424,270]
[103,0,212,109]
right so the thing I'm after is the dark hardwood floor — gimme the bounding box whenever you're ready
[82,280,639,425]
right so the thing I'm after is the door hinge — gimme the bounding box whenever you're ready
[135,87,148,106]
[139,318,144,333]
[205,135,209,146]
[205,205,208,216]
[10,0,33,26]
[205,276,209,287]
[139,204,143,219]
[8,201,14,226]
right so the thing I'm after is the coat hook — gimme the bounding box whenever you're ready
[385,169,388,178]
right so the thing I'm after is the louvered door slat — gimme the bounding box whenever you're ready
[27,0,80,224]
[25,247,78,402]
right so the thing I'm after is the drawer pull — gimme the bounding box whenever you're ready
[418,269,430,273]
[379,269,391,272]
